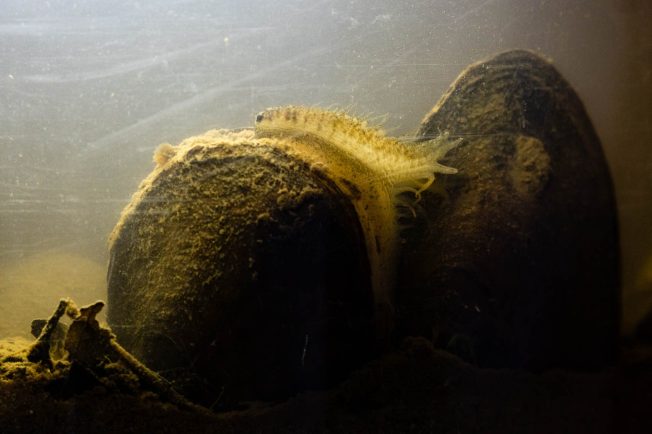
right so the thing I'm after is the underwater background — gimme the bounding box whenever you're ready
[0,0,650,335]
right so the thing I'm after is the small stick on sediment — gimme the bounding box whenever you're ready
[64,299,211,415]
[27,298,70,367]
[108,338,212,415]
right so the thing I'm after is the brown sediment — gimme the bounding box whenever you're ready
[2,299,209,417]
[2,332,652,434]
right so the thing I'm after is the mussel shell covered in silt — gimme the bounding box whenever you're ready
[107,130,376,407]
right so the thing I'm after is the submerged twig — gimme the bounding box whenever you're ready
[109,337,210,414]
[63,299,210,415]
[27,298,70,367]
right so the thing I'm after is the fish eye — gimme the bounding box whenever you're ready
[255,113,264,123]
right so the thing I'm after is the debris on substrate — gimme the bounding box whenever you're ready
[1,299,651,434]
